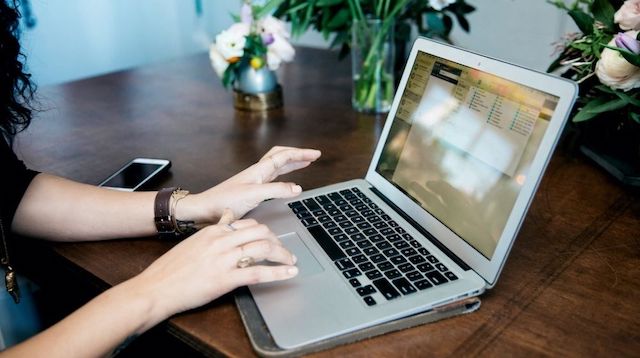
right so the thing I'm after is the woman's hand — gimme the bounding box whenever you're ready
[133,217,298,321]
[178,146,321,226]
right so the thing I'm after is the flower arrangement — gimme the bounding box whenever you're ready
[209,1,295,89]
[267,0,475,56]
[549,0,640,184]
[549,0,640,123]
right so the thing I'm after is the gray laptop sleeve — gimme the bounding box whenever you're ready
[235,288,481,357]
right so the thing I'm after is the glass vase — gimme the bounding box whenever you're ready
[351,18,395,113]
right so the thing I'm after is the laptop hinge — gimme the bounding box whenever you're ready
[369,187,471,271]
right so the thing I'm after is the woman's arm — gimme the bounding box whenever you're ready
[3,219,298,357]
[12,146,321,242]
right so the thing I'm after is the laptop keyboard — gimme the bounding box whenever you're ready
[288,187,458,307]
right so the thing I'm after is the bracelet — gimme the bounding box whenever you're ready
[171,189,197,236]
[154,187,177,239]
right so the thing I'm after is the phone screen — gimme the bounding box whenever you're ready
[101,162,164,189]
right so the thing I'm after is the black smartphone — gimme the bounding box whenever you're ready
[99,158,171,191]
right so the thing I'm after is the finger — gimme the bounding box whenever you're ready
[259,148,321,177]
[231,265,299,286]
[217,208,235,225]
[218,223,281,249]
[225,218,258,230]
[234,239,297,266]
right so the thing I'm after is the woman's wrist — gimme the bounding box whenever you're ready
[173,193,218,229]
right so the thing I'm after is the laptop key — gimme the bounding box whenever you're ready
[417,263,435,272]
[384,269,402,280]
[370,254,385,263]
[352,254,367,264]
[425,270,448,285]
[339,221,354,228]
[318,215,332,223]
[349,278,361,287]
[343,268,362,279]
[409,255,426,264]
[376,241,392,250]
[426,255,439,264]
[390,255,407,265]
[388,220,399,227]
[301,218,318,227]
[345,247,361,256]
[333,233,348,242]
[366,270,383,280]
[392,277,417,295]
[308,225,345,261]
[334,214,348,222]
[377,261,393,271]
[373,221,389,230]
[394,241,409,249]
[339,241,355,249]
[356,240,373,249]
[406,271,423,281]
[398,263,414,273]
[418,248,430,256]
[435,263,448,272]
[363,247,379,256]
[303,198,321,211]
[356,285,376,296]
[387,234,402,242]
[396,227,407,234]
[380,228,395,236]
[288,201,303,208]
[363,296,377,306]
[358,262,375,272]
[382,248,400,257]
[369,234,384,243]
[328,192,342,201]
[315,195,331,206]
[357,222,372,230]
[444,272,458,281]
[296,211,312,219]
[335,258,354,270]
[328,227,343,236]
[352,216,365,223]
[350,233,366,241]
[415,279,433,290]
[345,227,359,235]
[322,221,337,229]
[372,278,401,300]
[401,248,417,256]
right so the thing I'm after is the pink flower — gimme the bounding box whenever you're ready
[614,0,640,31]
[595,31,640,91]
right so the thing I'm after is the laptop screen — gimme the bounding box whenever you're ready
[375,51,559,259]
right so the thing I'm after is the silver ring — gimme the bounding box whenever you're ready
[237,256,255,269]
[226,223,236,232]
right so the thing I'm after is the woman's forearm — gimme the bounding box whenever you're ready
[12,173,158,241]
[2,276,163,358]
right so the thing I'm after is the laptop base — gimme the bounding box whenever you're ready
[235,288,481,357]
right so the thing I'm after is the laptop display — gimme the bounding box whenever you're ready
[375,51,560,259]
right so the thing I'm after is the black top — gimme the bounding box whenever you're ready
[1,138,38,231]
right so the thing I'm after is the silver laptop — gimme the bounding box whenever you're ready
[246,37,577,349]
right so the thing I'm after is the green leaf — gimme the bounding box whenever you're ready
[572,98,628,122]
[316,0,343,6]
[568,9,594,35]
[327,7,350,29]
[426,13,445,36]
[255,0,286,18]
[630,112,640,124]
[590,0,615,31]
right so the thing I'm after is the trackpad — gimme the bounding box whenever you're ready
[279,232,324,279]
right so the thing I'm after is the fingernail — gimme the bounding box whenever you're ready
[292,254,298,264]
[292,185,302,193]
[288,267,299,276]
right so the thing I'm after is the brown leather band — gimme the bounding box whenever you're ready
[154,187,178,238]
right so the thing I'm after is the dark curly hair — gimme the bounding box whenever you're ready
[0,0,35,139]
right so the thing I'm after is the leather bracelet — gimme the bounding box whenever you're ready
[154,187,178,239]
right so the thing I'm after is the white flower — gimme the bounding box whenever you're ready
[256,16,295,70]
[615,0,640,31]
[209,44,228,78]
[595,32,640,91]
[428,0,456,11]
[214,23,250,60]
[259,16,290,40]
[266,33,295,70]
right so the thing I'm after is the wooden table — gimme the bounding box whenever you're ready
[15,47,640,357]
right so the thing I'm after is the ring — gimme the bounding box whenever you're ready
[226,223,236,232]
[237,256,255,269]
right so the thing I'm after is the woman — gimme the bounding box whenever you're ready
[0,1,320,356]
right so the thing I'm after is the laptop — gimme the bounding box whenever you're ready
[245,37,578,349]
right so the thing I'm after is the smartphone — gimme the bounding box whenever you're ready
[99,158,171,191]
